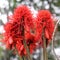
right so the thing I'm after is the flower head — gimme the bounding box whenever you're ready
[36,10,54,46]
[2,5,37,56]
[11,5,34,30]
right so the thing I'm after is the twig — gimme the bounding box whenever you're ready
[41,28,48,60]
[43,36,48,60]
[52,20,60,60]
[15,47,23,60]
[23,40,32,60]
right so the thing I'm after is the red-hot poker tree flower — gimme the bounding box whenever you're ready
[36,10,54,46]
[3,5,37,56]
[25,32,37,53]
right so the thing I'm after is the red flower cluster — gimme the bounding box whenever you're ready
[3,5,37,56]
[2,5,54,56]
[36,10,54,46]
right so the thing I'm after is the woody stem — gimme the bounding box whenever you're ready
[15,48,23,60]
[43,36,48,60]
[21,16,32,60]
[23,40,32,60]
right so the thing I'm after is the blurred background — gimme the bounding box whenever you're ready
[0,0,60,60]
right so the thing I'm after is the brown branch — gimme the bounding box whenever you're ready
[52,20,60,60]
[43,36,48,60]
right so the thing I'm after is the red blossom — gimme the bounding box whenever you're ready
[2,5,37,56]
[2,6,54,56]
[25,32,37,53]
[11,5,34,30]
[36,10,54,46]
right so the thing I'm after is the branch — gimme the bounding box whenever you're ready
[52,20,60,60]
